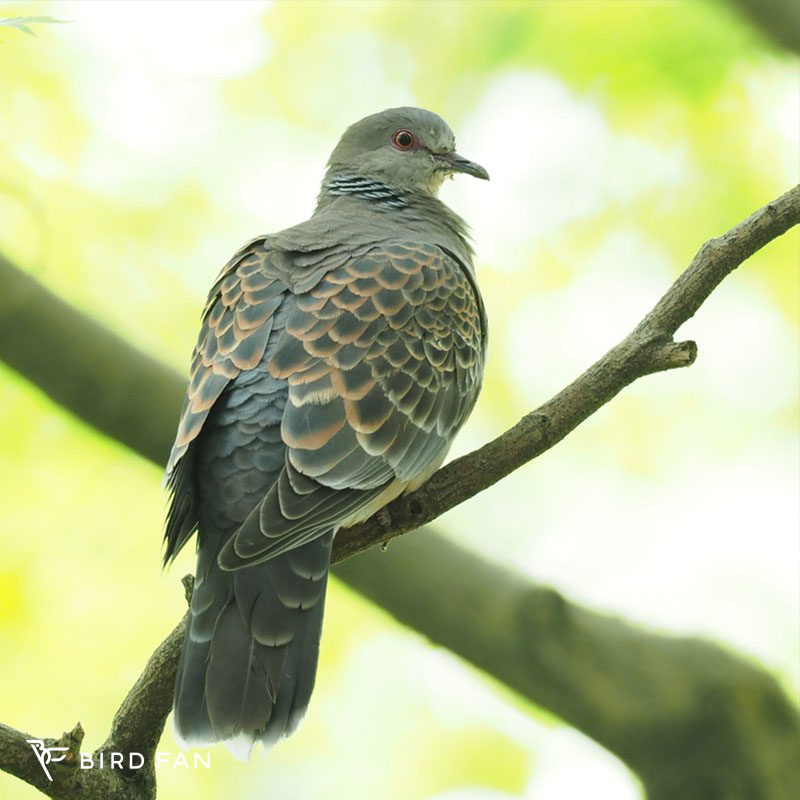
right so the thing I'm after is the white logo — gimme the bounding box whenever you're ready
[26,740,212,778]
[27,739,70,782]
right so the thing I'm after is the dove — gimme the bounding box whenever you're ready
[163,107,488,755]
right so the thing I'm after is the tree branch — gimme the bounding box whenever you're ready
[1,186,798,799]
[0,255,183,466]
[725,0,800,55]
[334,184,800,558]
[0,580,195,800]
[0,620,188,799]
[338,536,800,800]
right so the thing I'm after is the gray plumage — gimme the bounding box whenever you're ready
[164,106,489,756]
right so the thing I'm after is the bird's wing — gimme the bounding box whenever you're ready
[165,241,286,479]
[218,240,485,569]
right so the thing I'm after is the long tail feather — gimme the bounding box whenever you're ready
[173,531,333,755]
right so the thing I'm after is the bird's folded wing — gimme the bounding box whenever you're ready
[218,241,484,569]
[165,242,285,478]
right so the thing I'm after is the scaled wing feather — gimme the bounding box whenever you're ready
[218,240,484,568]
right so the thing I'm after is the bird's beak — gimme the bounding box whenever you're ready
[437,152,490,181]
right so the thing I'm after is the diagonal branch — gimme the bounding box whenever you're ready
[334,184,800,557]
[0,186,798,799]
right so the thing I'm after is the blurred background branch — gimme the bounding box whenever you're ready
[0,188,797,799]
[725,0,800,54]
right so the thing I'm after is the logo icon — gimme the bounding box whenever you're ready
[27,739,70,782]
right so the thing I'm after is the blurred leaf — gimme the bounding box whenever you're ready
[0,15,68,35]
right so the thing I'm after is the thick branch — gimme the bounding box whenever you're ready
[338,536,800,800]
[0,186,798,799]
[0,258,183,466]
[725,0,800,54]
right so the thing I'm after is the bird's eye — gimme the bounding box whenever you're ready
[392,129,416,150]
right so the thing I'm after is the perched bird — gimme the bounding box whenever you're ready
[163,107,489,755]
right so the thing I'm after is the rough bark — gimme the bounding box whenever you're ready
[0,186,798,799]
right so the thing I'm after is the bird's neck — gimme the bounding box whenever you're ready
[315,172,474,261]
[316,173,410,210]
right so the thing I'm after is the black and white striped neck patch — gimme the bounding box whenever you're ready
[323,175,409,209]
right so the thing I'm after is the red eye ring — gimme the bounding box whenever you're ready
[392,129,416,150]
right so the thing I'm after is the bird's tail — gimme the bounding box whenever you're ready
[173,529,334,757]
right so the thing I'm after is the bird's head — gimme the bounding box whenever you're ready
[324,107,489,197]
